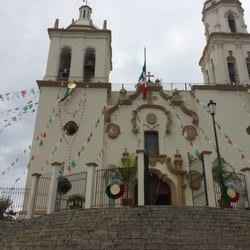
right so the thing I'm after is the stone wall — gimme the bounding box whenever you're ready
[1,206,250,250]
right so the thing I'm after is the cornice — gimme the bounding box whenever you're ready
[199,32,250,65]
[192,84,250,91]
[37,80,111,92]
[48,28,111,35]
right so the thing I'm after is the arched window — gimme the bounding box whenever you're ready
[227,51,238,84]
[58,47,71,80]
[84,48,96,82]
[228,14,237,33]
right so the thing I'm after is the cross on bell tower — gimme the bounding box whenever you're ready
[77,0,92,25]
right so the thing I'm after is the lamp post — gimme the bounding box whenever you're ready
[200,150,212,206]
[207,100,226,207]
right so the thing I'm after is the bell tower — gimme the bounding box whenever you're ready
[44,2,112,83]
[200,0,250,85]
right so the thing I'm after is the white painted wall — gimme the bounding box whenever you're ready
[26,86,107,186]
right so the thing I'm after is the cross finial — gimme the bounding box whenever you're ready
[146,72,154,82]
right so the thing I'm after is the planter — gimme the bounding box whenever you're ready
[67,194,85,210]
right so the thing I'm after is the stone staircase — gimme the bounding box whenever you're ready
[1,206,250,250]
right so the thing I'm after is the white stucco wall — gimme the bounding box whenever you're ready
[27,86,108,185]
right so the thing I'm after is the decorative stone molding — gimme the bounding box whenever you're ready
[149,155,168,167]
[104,104,119,123]
[131,104,172,135]
[166,153,187,206]
[106,123,121,139]
[180,104,199,126]
[166,153,186,176]
[146,113,157,125]
[183,125,198,142]
[104,84,173,125]
[170,91,199,126]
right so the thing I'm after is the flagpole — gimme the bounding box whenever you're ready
[144,47,147,78]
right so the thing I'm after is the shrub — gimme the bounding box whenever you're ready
[0,197,12,220]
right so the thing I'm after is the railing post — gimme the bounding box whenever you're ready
[47,162,64,214]
[136,150,145,206]
[202,153,216,207]
[27,173,41,218]
[85,162,98,209]
[241,168,250,207]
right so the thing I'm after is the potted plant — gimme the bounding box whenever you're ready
[119,149,137,206]
[0,197,12,220]
[67,194,85,209]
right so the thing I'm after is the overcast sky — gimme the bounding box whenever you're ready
[0,0,250,187]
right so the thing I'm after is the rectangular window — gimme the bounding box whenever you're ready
[247,61,250,79]
[144,131,159,157]
[228,62,237,83]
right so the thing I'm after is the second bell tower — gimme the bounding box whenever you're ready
[200,0,250,85]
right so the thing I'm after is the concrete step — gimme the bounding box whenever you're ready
[0,206,250,250]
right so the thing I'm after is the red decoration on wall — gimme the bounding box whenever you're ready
[139,83,149,99]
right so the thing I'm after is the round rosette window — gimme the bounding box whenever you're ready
[63,121,79,136]
[105,182,125,200]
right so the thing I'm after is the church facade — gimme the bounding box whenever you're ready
[26,0,250,213]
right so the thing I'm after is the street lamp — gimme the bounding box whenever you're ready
[200,150,212,206]
[207,100,226,207]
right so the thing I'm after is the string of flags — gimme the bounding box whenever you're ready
[0,88,38,102]
[0,101,38,134]
[0,146,31,177]
[67,114,102,173]
[28,86,104,174]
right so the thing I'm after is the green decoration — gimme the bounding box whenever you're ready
[212,158,239,208]
[57,176,72,195]
[119,151,137,183]
[70,160,77,168]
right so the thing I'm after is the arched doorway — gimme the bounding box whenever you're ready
[147,172,172,205]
